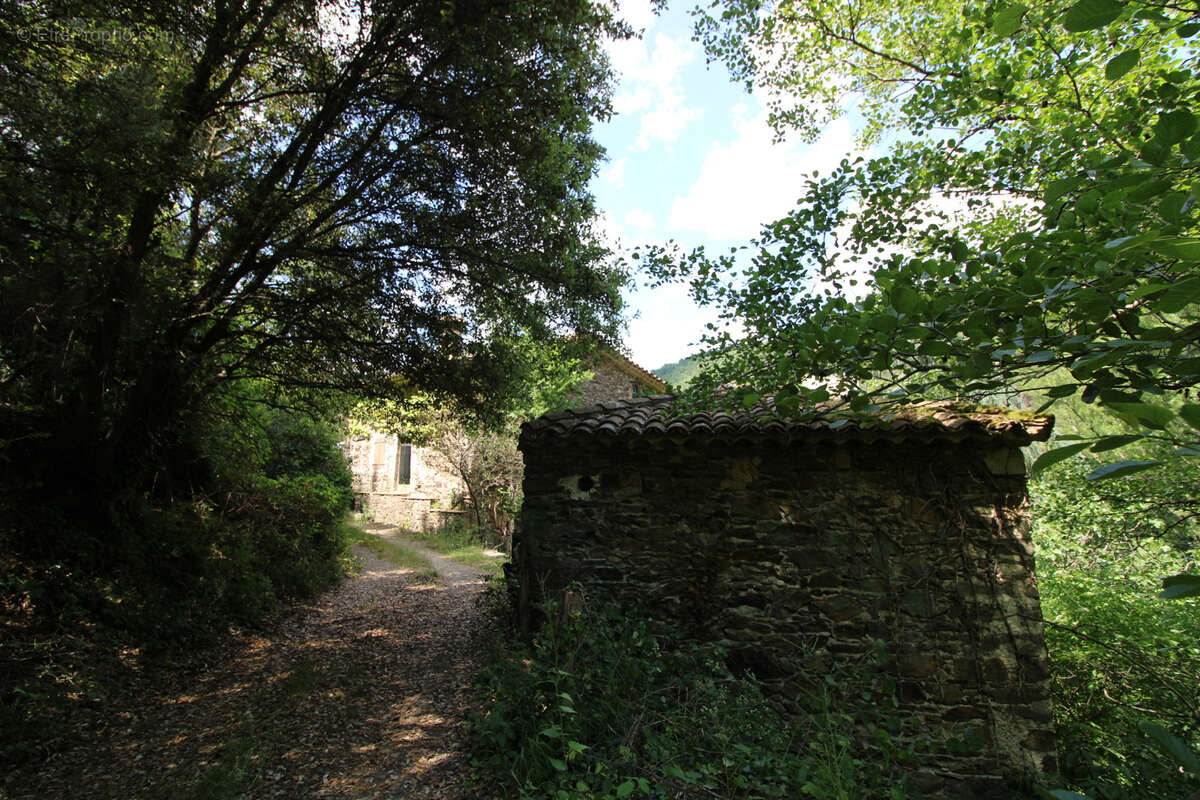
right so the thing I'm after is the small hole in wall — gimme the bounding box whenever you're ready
[577,475,595,491]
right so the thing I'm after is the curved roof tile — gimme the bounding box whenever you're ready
[521,395,1053,448]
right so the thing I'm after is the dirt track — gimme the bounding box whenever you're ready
[2,526,495,800]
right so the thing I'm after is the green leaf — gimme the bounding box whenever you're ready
[1105,48,1140,80]
[1158,574,1200,600]
[992,3,1028,36]
[1148,236,1200,261]
[1105,401,1175,429]
[549,758,567,772]
[1155,109,1197,144]
[1044,176,1084,204]
[1035,790,1091,800]
[1030,442,1092,476]
[1139,721,1200,771]
[616,780,637,798]
[1179,403,1200,430]
[1089,434,1143,452]
[1085,459,1162,480]
[1154,279,1200,313]
[892,285,923,315]
[1062,0,1124,32]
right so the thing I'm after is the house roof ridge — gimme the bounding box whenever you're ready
[520,396,1054,447]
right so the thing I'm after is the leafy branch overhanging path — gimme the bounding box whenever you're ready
[6,526,496,800]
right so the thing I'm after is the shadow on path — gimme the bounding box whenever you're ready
[3,525,497,800]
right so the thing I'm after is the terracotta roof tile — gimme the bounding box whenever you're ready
[521,395,1054,448]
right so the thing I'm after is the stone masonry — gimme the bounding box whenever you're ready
[516,397,1057,799]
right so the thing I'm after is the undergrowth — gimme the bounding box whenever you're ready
[0,401,355,768]
[345,526,439,581]
[401,520,506,575]
[469,589,917,800]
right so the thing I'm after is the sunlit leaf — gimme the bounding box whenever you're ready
[1104,401,1175,429]
[992,3,1028,36]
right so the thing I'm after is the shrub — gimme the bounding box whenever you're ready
[1032,458,1200,799]
[470,591,916,799]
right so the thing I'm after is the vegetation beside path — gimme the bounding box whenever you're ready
[2,521,494,800]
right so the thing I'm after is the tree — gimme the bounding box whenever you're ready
[0,0,627,519]
[350,334,590,546]
[661,0,1200,492]
[662,3,1200,791]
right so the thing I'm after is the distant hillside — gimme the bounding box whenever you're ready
[652,353,706,389]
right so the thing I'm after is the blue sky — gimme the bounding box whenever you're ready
[593,1,860,371]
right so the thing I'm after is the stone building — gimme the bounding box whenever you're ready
[342,432,469,531]
[567,348,668,406]
[516,396,1056,798]
[346,349,666,529]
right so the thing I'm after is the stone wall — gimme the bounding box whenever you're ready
[356,492,468,533]
[342,433,464,505]
[568,358,639,407]
[516,435,1055,798]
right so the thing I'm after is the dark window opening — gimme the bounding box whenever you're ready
[397,443,412,485]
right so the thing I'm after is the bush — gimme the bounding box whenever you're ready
[1031,458,1200,799]
[0,399,354,763]
[470,591,916,799]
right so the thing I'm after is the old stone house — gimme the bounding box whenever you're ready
[516,396,1056,798]
[344,349,666,529]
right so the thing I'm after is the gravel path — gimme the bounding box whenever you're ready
[2,526,497,800]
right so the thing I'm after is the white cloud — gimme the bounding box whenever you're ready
[602,157,628,189]
[668,111,857,241]
[593,209,624,249]
[612,86,654,116]
[623,208,655,232]
[614,0,657,32]
[625,282,710,369]
[607,32,703,151]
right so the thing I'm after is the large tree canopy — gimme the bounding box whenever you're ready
[0,0,627,507]
[666,0,1200,475]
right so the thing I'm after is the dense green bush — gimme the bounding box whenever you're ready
[1031,457,1200,799]
[470,592,916,800]
[0,398,353,763]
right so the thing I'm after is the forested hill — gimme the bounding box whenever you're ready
[652,354,704,389]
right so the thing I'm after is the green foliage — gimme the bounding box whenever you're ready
[471,596,917,799]
[344,525,439,581]
[0,396,354,763]
[0,0,626,526]
[663,0,1200,476]
[1031,454,1199,799]
[400,520,507,576]
[651,352,707,389]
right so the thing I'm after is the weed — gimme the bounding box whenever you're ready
[344,525,439,581]
[400,522,506,576]
[470,594,916,799]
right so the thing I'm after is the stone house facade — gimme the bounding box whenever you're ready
[516,396,1056,798]
[345,349,666,530]
[342,432,469,531]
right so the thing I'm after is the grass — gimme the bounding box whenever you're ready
[400,524,507,576]
[345,524,439,581]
